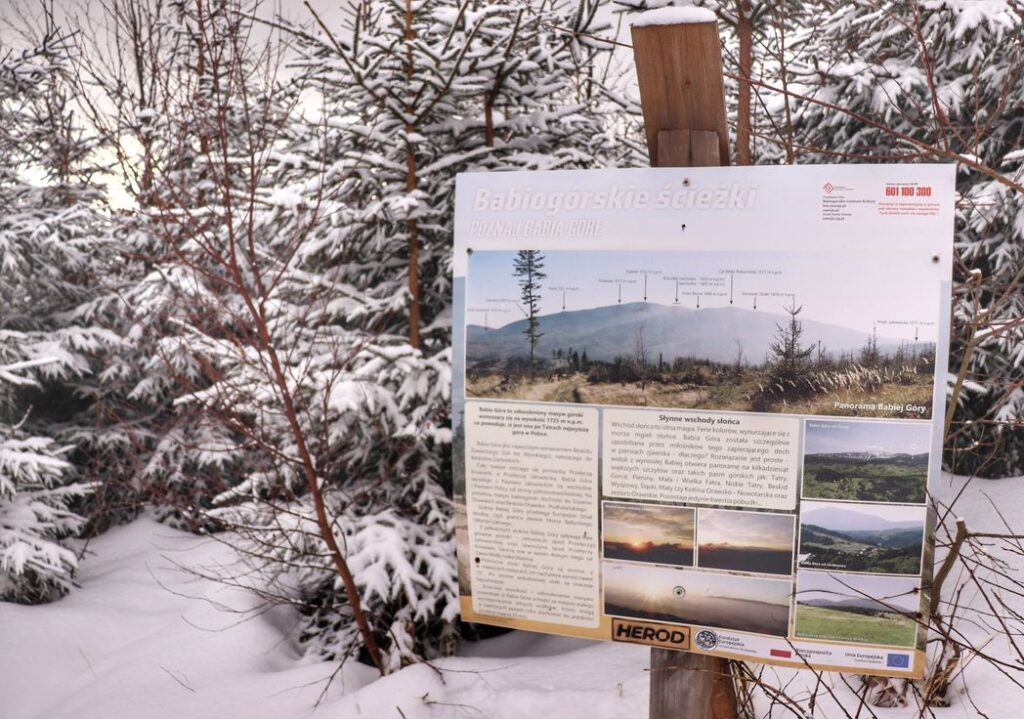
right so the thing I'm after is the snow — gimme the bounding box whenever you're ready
[266,187,304,209]
[4,474,1024,718]
[632,6,716,27]
[0,517,645,719]
[0,518,374,719]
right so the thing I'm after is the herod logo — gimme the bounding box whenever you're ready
[473,182,758,216]
[611,619,691,650]
[823,182,835,194]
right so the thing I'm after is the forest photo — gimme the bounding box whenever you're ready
[802,419,931,504]
[465,250,938,418]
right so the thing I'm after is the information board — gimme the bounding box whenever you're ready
[452,165,954,678]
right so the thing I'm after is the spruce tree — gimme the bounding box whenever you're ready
[197,0,626,667]
[0,30,109,602]
[513,250,547,372]
[767,303,815,390]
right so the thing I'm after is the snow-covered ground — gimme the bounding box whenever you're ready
[1,474,1021,719]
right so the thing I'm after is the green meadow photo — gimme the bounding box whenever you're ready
[794,572,921,648]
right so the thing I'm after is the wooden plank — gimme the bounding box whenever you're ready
[647,127,739,719]
[631,21,729,166]
[690,130,722,167]
[657,130,692,167]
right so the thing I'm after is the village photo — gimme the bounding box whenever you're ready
[794,571,921,648]
[696,509,795,575]
[802,419,931,504]
[465,250,938,418]
[602,501,695,566]
[603,561,793,636]
[798,501,926,575]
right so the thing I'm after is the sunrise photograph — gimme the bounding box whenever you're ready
[602,501,695,566]
[697,509,796,576]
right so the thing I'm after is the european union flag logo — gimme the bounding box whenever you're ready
[886,653,910,669]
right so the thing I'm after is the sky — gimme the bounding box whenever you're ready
[603,502,694,547]
[800,500,927,527]
[804,419,932,455]
[698,509,794,551]
[0,1,352,42]
[0,0,354,209]
[796,571,921,613]
[467,250,942,339]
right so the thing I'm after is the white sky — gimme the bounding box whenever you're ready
[698,508,794,551]
[2,1,635,208]
[804,419,932,455]
[468,249,942,338]
[800,500,927,527]
[796,570,920,613]
[0,1,354,207]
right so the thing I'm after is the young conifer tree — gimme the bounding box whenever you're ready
[0,30,112,602]
[194,0,625,668]
[86,0,300,528]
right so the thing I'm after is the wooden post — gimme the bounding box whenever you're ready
[631,20,729,167]
[631,17,738,719]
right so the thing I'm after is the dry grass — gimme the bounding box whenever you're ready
[466,365,933,419]
[766,372,934,419]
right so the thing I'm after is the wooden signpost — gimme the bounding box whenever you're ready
[631,16,738,719]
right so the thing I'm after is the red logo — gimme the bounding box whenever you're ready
[770,649,792,658]
[823,182,835,194]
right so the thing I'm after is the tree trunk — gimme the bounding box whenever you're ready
[735,0,753,165]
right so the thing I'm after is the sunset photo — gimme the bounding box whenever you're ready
[697,509,796,575]
[602,502,695,566]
